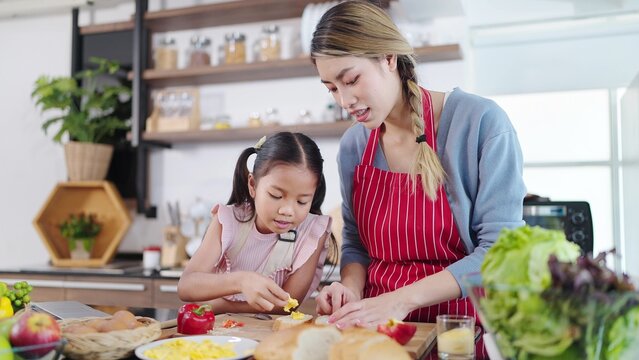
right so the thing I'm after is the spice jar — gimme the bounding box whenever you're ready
[224,32,246,64]
[247,112,262,127]
[188,35,211,67]
[154,37,178,70]
[257,24,281,62]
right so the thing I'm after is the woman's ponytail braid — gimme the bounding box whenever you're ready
[401,56,446,199]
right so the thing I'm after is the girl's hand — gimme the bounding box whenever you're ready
[328,290,412,329]
[315,282,360,315]
[239,272,289,312]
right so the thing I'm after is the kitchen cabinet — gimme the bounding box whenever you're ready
[0,272,184,309]
[78,0,462,216]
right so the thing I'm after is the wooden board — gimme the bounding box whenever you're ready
[160,314,436,359]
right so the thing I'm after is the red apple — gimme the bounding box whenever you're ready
[376,318,417,345]
[9,311,61,358]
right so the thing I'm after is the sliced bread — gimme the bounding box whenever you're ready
[272,313,313,331]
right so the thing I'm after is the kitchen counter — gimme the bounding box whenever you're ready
[0,263,184,309]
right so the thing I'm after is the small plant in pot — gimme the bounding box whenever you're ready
[59,213,102,260]
[31,57,131,181]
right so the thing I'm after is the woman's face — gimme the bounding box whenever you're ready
[316,55,401,129]
[248,164,317,235]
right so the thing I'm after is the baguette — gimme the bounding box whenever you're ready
[272,313,313,331]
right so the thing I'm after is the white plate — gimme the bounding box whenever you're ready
[135,335,258,360]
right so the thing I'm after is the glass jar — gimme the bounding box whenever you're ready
[188,35,211,67]
[247,112,262,127]
[224,32,247,64]
[154,37,178,70]
[257,24,281,62]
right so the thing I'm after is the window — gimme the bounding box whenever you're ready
[490,89,616,257]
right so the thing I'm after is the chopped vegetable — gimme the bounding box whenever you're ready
[221,319,244,328]
[376,318,417,345]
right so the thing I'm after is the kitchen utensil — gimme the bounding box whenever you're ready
[226,312,273,321]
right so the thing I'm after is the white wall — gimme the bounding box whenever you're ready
[0,13,73,268]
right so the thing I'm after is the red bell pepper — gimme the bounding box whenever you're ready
[177,304,215,335]
[377,318,417,345]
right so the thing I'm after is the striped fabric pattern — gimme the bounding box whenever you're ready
[351,89,486,358]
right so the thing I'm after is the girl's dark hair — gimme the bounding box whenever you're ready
[227,132,338,263]
[227,132,325,215]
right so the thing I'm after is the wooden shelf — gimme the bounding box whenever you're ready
[145,0,314,32]
[79,20,134,35]
[143,121,353,144]
[137,45,462,88]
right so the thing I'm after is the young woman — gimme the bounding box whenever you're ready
[178,132,337,314]
[312,1,526,356]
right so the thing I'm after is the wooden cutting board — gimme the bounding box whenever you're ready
[161,314,436,359]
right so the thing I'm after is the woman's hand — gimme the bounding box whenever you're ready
[315,282,360,315]
[328,290,412,329]
[238,272,289,312]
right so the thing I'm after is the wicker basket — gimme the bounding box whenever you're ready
[64,141,114,181]
[59,316,161,360]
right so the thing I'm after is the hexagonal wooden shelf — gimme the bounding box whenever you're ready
[33,181,132,267]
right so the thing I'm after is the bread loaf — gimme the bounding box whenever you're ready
[272,313,313,331]
[255,324,342,360]
[255,325,411,360]
[330,328,411,360]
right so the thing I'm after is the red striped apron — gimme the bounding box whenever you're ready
[351,89,486,358]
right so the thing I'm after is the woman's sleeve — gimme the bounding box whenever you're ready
[446,105,527,296]
[337,127,371,270]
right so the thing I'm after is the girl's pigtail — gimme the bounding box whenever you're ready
[309,173,327,216]
[227,147,257,221]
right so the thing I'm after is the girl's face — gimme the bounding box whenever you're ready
[316,55,402,129]
[248,164,317,235]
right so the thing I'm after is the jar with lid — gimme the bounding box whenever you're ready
[257,24,281,62]
[188,35,212,67]
[224,32,247,65]
[154,37,178,70]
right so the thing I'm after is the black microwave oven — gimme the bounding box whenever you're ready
[522,201,593,254]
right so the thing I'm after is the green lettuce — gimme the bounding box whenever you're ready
[605,306,639,360]
[480,226,581,358]
[482,226,581,290]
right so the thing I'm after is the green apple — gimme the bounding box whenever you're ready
[0,335,13,360]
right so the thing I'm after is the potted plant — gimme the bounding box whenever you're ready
[59,213,102,259]
[31,57,131,181]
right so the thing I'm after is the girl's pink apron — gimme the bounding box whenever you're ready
[351,89,486,358]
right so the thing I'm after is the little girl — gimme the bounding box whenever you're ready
[178,132,337,314]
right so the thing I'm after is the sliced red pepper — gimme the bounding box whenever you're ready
[376,318,417,345]
[222,319,244,328]
[177,303,215,335]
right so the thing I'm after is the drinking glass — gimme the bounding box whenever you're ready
[436,315,475,360]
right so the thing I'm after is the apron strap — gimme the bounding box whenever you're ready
[226,217,296,276]
[361,127,381,166]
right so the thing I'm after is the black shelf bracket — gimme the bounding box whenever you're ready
[133,0,156,218]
